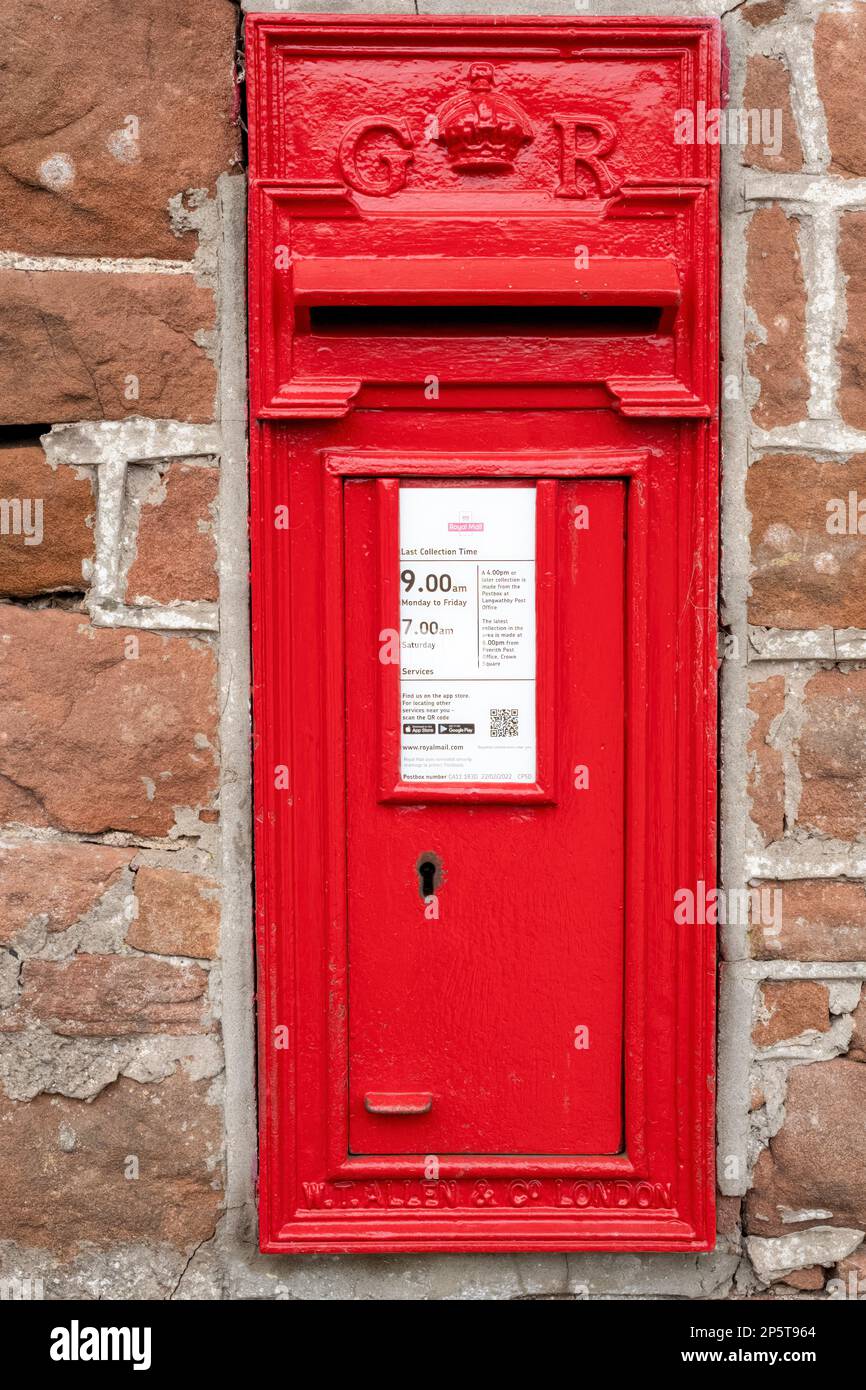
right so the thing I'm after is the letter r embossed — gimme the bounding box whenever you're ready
[553,114,618,198]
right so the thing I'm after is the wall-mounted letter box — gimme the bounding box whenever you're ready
[247,14,720,1253]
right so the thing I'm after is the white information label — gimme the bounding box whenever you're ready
[399,486,536,783]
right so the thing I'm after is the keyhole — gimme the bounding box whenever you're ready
[416,852,442,899]
[418,861,437,898]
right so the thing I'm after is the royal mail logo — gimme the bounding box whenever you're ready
[448,512,484,532]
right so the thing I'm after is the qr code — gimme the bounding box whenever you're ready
[490,708,519,738]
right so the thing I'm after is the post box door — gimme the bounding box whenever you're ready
[345,477,625,1155]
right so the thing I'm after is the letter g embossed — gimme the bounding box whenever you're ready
[338,117,415,196]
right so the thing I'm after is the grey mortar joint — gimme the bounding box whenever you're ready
[42,419,221,633]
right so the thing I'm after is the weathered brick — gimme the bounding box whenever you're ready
[747,453,866,629]
[748,676,785,844]
[751,880,866,962]
[836,1244,866,1284]
[815,6,866,178]
[0,443,93,597]
[753,980,830,1048]
[129,867,220,960]
[746,1061,866,1236]
[18,954,210,1036]
[838,214,866,432]
[0,0,239,259]
[0,270,215,426]
[777,1266,825,1291]
[741,0,788,25]
[0,840,133,947]
[742,57,803,173]
[746,208,809,429]
[797,669,866,841]
[0,607,218,836]
[127,464,218,605]
[850,992,866,1061]
[0,1072,222,1255]
[717,1193,742,1238]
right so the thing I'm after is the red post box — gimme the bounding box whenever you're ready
[247,14,719,1253]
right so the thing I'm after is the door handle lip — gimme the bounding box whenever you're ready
[363,1091,433,1115]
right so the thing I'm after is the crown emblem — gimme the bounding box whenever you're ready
[434,63,533,173]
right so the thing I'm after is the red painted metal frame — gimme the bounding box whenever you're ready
[247,13,719,1253]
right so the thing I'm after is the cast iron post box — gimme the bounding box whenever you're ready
[247,14,720,1253]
